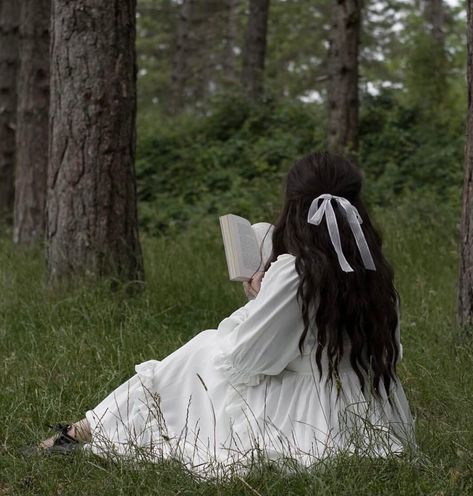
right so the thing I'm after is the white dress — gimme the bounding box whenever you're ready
[85,254,415,477]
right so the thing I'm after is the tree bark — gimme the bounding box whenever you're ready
[170,0,197,113]
[13,0,50,245]
[459,0,473,326]
[223,0,240,85]
[47,0,144,285]
[326,0,361,156]
[0,0,19,224]
[241,0,270,100]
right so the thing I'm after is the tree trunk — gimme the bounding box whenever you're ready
[0,0,19,224]
[241,0,270,100]
[170,0,197,113]
[459,0,473,326]
[13,0,50,245]
[424,0,445,49]
[223,0,240,85]
[327,0,361,156]
[47,0,144,285]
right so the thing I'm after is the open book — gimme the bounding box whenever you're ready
[219,214,274,281]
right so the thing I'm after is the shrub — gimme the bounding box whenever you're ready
[136,91,463,235]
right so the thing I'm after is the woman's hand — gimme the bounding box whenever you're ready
[243,271,265,300]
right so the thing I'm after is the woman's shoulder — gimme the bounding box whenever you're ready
[276,253,295,261]
[262,253,298,289]
[272,253,296,267]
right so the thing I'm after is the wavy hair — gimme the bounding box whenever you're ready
[264,151,399,396]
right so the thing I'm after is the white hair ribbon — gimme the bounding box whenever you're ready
[307,193,376,273]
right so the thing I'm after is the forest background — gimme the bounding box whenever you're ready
[1,0,472,495]
[135,0,465,234]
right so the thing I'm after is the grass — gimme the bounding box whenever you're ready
[0,203,472,495]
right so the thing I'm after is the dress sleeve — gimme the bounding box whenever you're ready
[215,302,252,334]
[214,253,303,386]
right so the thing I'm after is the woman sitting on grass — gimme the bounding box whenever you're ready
[37,151,415,476]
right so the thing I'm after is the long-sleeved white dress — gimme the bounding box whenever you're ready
[85,253,415,476]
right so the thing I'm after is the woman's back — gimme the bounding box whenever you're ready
[266,152,403,399]
[215,252,414,466]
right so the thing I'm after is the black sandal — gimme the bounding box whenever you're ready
[21,423,81,456]
[46,423,81,453]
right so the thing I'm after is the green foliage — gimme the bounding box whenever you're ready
[265,0,330,99]
[136,0,467,114]
[136,95,323,234]
[359,88,464,209]
[404,30,450,113]
[133,0,466,236]
[136,89,463,235]
[1,205,472,494]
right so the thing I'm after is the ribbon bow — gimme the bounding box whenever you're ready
[307,193,376,273]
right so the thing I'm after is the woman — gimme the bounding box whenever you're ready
[39,152,415,476]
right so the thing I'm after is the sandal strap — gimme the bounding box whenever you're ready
[47,423,79,445]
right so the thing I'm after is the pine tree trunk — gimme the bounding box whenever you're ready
[223,0,240,85]
[170,0,196,113]
[13,0,50,245]
[327,0,361,156]
[47,0,144,285]
[459,0,473,326]
[241,0,270,100]
[0,0,19,224]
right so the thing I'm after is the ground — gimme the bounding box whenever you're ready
[0,205,471,495]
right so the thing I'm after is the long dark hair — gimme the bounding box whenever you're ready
[265,151,399,396]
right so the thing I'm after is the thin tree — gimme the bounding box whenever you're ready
[170,0,196,113]
[459,0,473,326]
[424,0,445,48]
[326,0,361,156]
[0,0,19,224]
[223,0,240,85]
[169,0,231,111]
[241,0,270,100]
[14,0,50,245]
[47,0,144,285]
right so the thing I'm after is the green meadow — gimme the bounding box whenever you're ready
[1,202,472,495]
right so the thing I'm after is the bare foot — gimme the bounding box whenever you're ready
[38,435,58,449]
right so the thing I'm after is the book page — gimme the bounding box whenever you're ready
[219,214,274,281]
[252,222,274,269]
[235,219,260,273]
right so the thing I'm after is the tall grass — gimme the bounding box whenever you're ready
[0,203,472,495]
